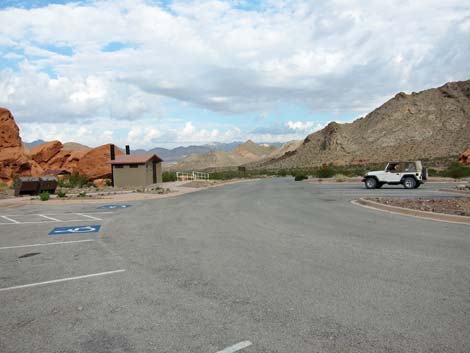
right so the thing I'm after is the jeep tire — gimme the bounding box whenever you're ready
[403,176,417,189]
[365,177,378,189]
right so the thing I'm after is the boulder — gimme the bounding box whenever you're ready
[77,144,123,180]
[458,149,470,165]
[93,178,110,188]
[0,108,42,185]
[46,149,88,174]
[0,108,22,148]
[31,140,63,167]
[0,147,44,185]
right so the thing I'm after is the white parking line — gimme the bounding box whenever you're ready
[0,212,112,225]
[215,341,253,353]
[0,239,95,250]
[0,269,126,292]
[38,214,61,222]
[75,213,102,221]
[1,216,19,224]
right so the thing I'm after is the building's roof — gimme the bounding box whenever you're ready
[110,153,162,165]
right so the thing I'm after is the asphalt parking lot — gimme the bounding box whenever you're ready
[0,178,469,353]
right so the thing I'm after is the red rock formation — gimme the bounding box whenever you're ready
[46,149,88,174]
[77,144,123,180]
[0,108,43,185]
[458,149,470,165]
[31,140,63,167]
[0,108,22,148]
[1,108,124,184]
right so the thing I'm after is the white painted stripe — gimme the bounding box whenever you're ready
[215,341,253,353]
[1,216,19,224]
[0,269,126,292]
[0,239,95,250]
[0,212,113,217]
[75,213,102,221]
[38,214,61,222]
[0,219,93,225]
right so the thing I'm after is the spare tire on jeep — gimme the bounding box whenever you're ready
[422,167,428,180]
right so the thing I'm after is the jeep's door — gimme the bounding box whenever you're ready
[384,163,402,182]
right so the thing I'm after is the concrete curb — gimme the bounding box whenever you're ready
[352,198,470,225]
[438,189,470,195]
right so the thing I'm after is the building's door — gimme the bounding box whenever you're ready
[153,161,157,183]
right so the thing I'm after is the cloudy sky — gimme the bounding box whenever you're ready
[0,0,469,149]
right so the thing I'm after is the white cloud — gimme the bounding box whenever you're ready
[286,121,315,131]
[0,0,468,147]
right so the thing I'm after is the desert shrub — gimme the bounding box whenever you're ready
[427,168,438,177]
[316,167,335,178]
[0,181,8,189]
[58,173,89,188]
[294,174,308,181]
[439,164,470,179]
[163,171,177,182]
[277,169,288,177]
[335,174,347,182]
[105,179,112,186]
[78,191,86,197]
[57,190,67,198]
[39,191,50,201]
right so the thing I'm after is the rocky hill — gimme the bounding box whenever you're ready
[62,142,90,151]
[252,80,470,169]
[172,140,277,171]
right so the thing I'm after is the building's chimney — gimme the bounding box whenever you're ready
[110,144,115,161]
[125,145,130,155]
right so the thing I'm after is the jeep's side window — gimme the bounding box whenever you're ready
[405,163,416,172]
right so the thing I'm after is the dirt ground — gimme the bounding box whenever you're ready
[181,180,224,188]
[368,197,470,217]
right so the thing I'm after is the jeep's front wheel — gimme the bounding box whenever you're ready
[403,176,417,189]
[365,177,378,189]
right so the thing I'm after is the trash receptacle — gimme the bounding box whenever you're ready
[14,177,40,197]
[39,176,58,194]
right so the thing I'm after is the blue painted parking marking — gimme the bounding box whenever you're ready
[49,225,101,235]
[96,204,132,209]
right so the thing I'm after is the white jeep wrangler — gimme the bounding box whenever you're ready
[362,161,428,189]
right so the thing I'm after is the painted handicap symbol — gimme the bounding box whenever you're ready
[97,204,131,210]
[49,224,101,235]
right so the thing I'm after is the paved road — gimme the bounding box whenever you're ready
[0,179,469,353]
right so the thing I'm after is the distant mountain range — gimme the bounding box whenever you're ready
[23,139,46,149]
[170,140,282,171]
[23,140,284,163]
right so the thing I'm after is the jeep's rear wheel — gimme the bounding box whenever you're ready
[365,177,378,189]
[403,176,417,189]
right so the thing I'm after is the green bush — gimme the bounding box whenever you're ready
[316,167,336,178]
[39,191,50,201]
[57,190,66,198]
[162,171,177,182]
[58,173,89,188]
[78,191,86,197]
[427,168,438,177]
[294,174,308,181]
[105,179,112,186]
[439,164,470,179]
[335,174,347,182]
[277,169,288,177]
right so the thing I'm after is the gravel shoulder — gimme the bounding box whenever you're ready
[366,196,470,217]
